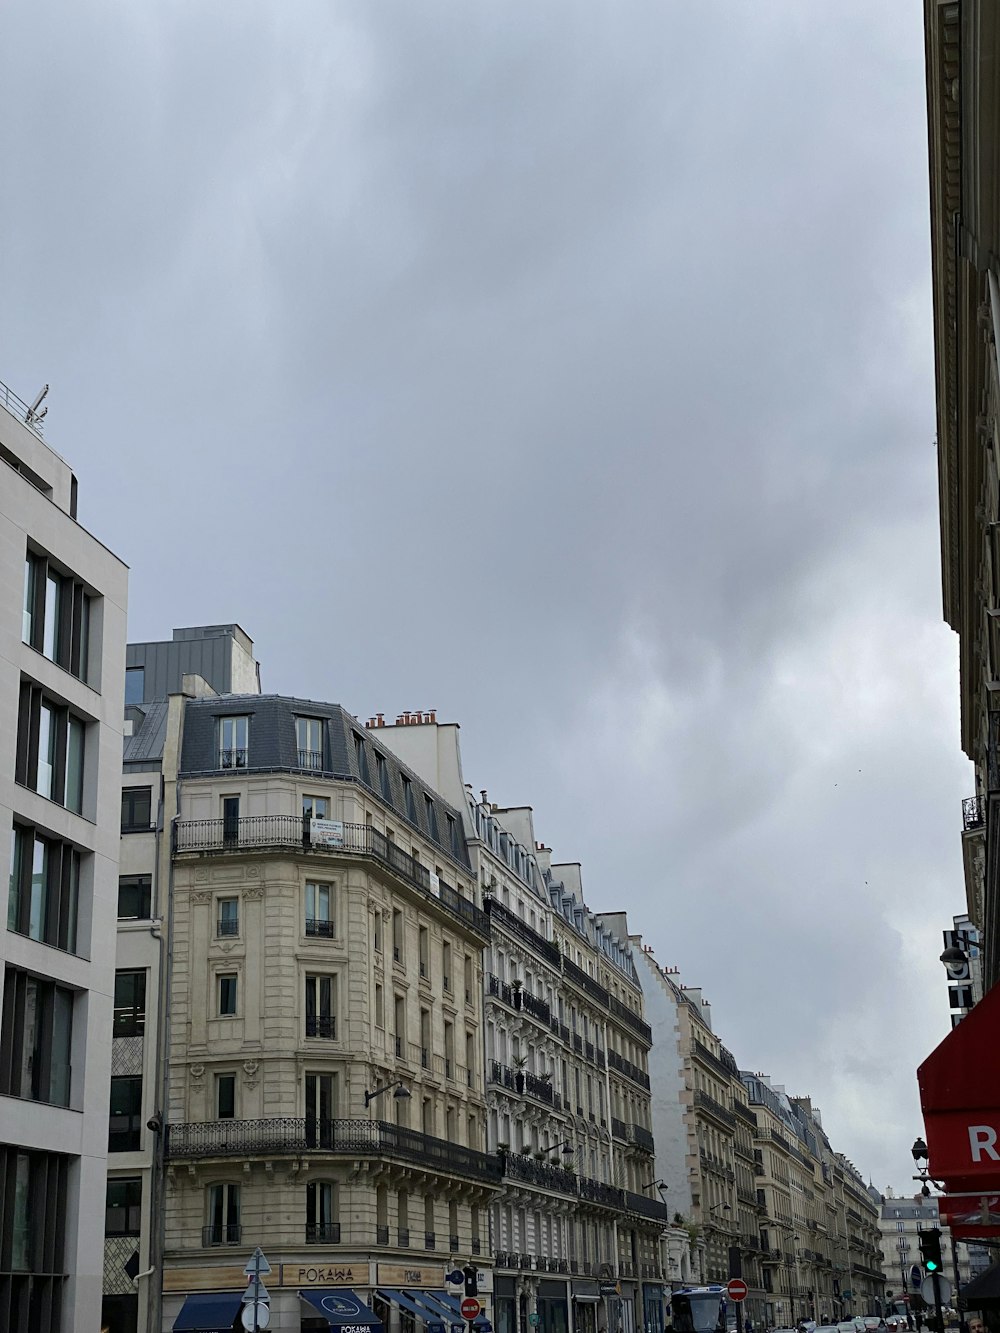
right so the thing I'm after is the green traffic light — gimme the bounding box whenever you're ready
[926,1260,939,1272]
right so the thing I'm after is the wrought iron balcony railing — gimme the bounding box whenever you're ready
[203,1224,242,1247]
[305,918,336,938]
[216,918,239,937]
[606,1048,651,1090]
[306,1223,341,1243]
[167,1117,503,1184]
[305,1015,336,1039]
[175,815,489,939]
[694,1088,737,1128]
[611,1117,628,1140]
[627,1123,656,1153]
[298,750,324,770]
[219,749,248,769]
[485,897,562,966]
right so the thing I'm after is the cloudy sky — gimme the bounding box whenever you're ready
[1,0,970,1190]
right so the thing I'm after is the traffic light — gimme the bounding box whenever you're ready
[463,1265,478,1297]
[919,1229,943,1275]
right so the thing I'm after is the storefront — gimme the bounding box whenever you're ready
[641,1284,665,1333]
[572,1281,600,1333]
[918,977,1000,1249]
[493,1277,517,1333]
[537,1279,569,1333]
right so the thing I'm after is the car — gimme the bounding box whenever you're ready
[864,1320,885,1331]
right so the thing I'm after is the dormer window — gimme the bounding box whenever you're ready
[219,716,248,769]
[296,717,323,770]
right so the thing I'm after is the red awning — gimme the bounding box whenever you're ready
[937,1193,1000,1240]
[917,979,1000,1191]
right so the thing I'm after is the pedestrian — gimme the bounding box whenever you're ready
[745,1318,753,1333]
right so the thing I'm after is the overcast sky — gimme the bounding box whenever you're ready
[1,0,969,1191]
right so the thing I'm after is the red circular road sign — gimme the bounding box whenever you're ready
[461,1299,482,1321]
[726,1280,748,1302]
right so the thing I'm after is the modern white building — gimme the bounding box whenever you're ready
[0,378,128,1331]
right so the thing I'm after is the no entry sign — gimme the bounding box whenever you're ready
[461,1299,482,1321]
[726,1280,748,1302]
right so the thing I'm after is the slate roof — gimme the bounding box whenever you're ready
[179,694,472,871]
[123,698,169,764]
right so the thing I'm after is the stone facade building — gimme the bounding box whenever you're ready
[371,716,669,1333]
[146,690,497,1332]
[877,1194,972,1307]
[103,625,262,1333]
[0,378,128,1332]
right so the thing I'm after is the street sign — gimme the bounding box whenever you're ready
[529,1315,541,1326]
[461,1298,482,1320]
[244,1247,272,1277]
[242,1306,271,1332]
[921,1277,953,1307]
[243,1280,270,1305]
[727,1280,748,1303]
[447,1270,466,1286]
[599,1284,620,1297]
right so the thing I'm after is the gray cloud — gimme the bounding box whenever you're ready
[0,0,962,1186]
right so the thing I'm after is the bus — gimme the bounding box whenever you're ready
[670,1286,731,1333]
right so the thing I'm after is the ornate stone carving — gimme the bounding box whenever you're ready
[194,868,210,883]
[192,890,211,905]
[242,1060,260,1089]
[243,884,265,900]
[189,1064,206,1087]
[246,866,261,879]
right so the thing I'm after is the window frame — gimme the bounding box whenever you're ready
[218,716,249,770]
[22,546,95,684]
[108,1075,143,1152]
[217,896,240,938]
[218,973,238,1017]
[121,785,153,833]
[118,874,152,920]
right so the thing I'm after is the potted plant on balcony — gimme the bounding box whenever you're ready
[511,978,523,1011]
[513,1055,527,1094]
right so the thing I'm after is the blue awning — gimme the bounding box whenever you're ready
[376,1288,445,1331]
[429,1291,491,1331]
[402,1291,460,1329]
[299,1289,383,1332]
[172,1291,243,1333]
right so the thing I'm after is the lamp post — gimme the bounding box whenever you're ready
[546,1140,576,1158]
[364,1079,412,1109]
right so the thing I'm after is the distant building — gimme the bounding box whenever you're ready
[0,378,128,1332]
[878,1194,970,1304]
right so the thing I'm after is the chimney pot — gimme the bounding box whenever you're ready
[377,713,384,725]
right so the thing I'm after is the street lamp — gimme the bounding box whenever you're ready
[546,1140,576,1156]
[643,1178,668,1193]
[364,1079,412,1109]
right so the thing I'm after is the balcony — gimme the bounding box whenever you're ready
[695,1089,736,1129]
[305,1016,336,1039]
[167,1117,503,1185]
[203,1224,242,1247]
[306,1223,341,1244]
[611,1117,628,1141]
[563,957,611,1007]
[502,1151,577,1195]
[519,990,552,1025]
[216,918,239,938]
[627,1123,656,1154]
[376,1225,389,1244]
[524,1071,554,1105]
[305,918,336,938]
[579,1177,626,1210]
[220,749,248,770]
[175,816,490,939]
[485,898,562,966]
[623,1190,669,1222]
[607,1048,651,1090]
[298,749,324,770]
[963,795,985,831]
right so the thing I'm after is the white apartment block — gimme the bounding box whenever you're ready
[0,379,128,1331]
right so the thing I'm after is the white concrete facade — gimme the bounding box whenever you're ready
[0,390,127,1332]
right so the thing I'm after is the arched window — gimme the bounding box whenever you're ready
[306,1180,339,1244]
[205,1182,240,1246]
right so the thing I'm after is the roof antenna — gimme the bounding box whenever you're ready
[26,384,49,428]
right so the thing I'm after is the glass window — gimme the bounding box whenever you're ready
[108,1076,143,1152]
[303,795,329,819]
[296,717,323,769]
[114,971,146,1037]
[305,974,336,1039]
[106,1177,142,1236]
[22,556,37,645]
[305,882,333,936]
[124,668,144,706]
[307,1180,338,1243]
[217,1074,236,1120]
[217,898,239,937]
[118,874,152,920]
[206,1183,240,1245]
[121,786,152,832]
[219,716,248,769]
[7,827,80,953]
[218,974,238,1016]
[36,701,56,799]
[424,795,440,842]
